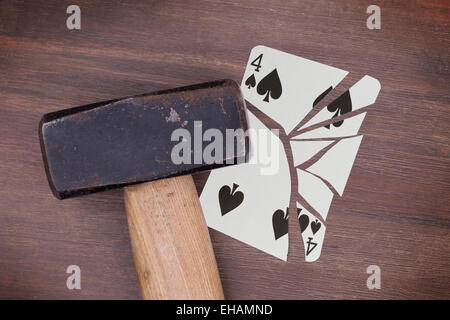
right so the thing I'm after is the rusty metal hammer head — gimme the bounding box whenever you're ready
[39,79,248,199]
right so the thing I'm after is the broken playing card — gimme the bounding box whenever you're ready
[200,45,381,262]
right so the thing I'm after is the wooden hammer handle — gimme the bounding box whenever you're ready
[124,175,224,300]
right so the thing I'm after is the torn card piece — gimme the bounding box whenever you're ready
[297,169,334,220]
[241,45,348,134]
[200,110,291,260]
[297,203,326,262]
[298,75,380,130]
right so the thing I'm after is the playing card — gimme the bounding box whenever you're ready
[201,45,381,262]
[199,110,291,260]
[241,45,349,134]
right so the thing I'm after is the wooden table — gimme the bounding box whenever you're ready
[0,0,449,299]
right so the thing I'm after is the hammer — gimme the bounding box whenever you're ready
[39,80,248,299]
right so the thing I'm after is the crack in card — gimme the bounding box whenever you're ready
[200,45,381,262]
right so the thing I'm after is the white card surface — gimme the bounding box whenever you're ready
[200,110,291,260]
[306,136,363,196]
[241,45,348,134]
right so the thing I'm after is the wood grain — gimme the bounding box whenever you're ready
[0,0,449,299]
[124,176,223,300]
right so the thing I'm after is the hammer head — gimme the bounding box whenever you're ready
[39,80,248,199]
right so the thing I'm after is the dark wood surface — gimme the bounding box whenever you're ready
[0,0,449,299]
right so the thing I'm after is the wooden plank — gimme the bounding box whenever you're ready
[0,0,448,299]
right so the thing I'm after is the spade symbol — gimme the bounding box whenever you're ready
[313,86,333,107]
[218,183,244,216]
[256,69,282,102]
[310,219,321,235]
[272,208,289,240]
[245,74,256,89]
[298,214,310,234]
[325,90,352,129]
